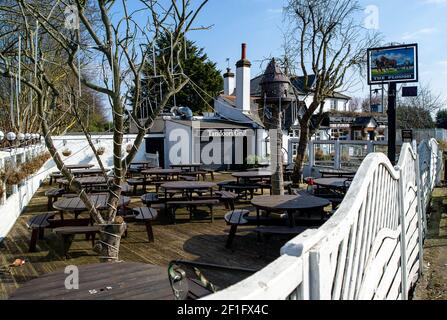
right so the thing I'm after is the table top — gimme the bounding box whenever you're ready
[53,194,131,212]
[232,171,273,178]
[65,164,94,170]
[58,176,111,186]
[161,181,216,190]
[251,194,330,211]
[9,262,173,300]
[71,169,108,176]
[170,163,202,167]
[319,168,356,176]
[313,177,350,188]
[142,168,182,175]
[130,161,157,167]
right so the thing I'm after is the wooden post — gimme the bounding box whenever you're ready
[387,82,397,165]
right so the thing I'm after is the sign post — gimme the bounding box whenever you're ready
[387,82,397,165]
[367,43,419,165]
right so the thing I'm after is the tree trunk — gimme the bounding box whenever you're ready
[95,223,127,262]
[292,121,310,184]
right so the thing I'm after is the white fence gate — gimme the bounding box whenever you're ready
[206,139,441,300]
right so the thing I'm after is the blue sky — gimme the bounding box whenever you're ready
[184,0,447,101]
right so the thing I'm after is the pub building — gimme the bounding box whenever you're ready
[131,43,388,169]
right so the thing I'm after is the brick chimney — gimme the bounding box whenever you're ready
[236,43,251,112]
[223,68,235,95]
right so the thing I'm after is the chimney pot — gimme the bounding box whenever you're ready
[241,43,246,60]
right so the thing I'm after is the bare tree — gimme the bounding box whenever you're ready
[397,83,444,129]
[0,0,209,260]
[284,0,380,182]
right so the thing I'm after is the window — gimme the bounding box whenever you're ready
[289,129,300,138]
[354,130,363,141]
[331,129,350,141]
[330,100,337,111]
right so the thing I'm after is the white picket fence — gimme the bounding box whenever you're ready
[205,139,441,300]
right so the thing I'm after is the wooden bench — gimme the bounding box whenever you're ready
[26,212,56,252]
[215,191,238,210]
[204,169,215,181]
[127,178,147,195]
[217,180,237,191]
[49,172,63,185]
[167,199,220,223]
[132,207,158,242]
[224,209,250,249]
[45,188,66,210]
[141,192,160,207]
[222,184,259,200]
[179,175,196,181]
[53,226,101,258]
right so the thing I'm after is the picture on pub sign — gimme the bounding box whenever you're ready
[368,44,418,84]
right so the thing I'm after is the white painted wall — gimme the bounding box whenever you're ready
[236,66,251,112]
[224,75,235,96]
[0,134,148,241]
[51,134,145,168]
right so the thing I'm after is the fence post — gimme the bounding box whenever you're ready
[308,141,315,170]
[334,140,341,169]
[397,166,408,300]
[415,153,425,277]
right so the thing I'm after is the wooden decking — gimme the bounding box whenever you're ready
[0,173,289,300]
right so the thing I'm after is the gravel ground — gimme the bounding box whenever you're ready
[413,188,447,300]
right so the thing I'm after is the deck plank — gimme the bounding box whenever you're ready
[0,173,291,299]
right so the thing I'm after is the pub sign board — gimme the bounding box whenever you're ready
[367,44,418,85]
[402,129,413,143]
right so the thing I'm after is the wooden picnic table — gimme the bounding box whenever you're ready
[58,176,112,189]
[141,168,182,180]
[130,161,158,169]
[319,168,356,178]
[71,168,108,177]
[313,177,351,191]
[9,262,173,300]
[169,163,202,172]
[251,194,330,227]
[53,194,131,213]
[65,164,94,170]
[232,171,272,184]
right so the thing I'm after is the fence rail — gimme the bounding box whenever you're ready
[206,139,441,300]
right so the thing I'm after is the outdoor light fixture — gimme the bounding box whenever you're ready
[17,133,25,142]
[25,133,31,140]
[0,131,4,141]
[6,132,16,142]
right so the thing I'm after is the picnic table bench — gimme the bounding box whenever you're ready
[53,226,101,258]
[45,188,66,210]
[26,212,56,252]
[167,199,219,223]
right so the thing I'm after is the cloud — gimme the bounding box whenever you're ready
[402,28,438,40]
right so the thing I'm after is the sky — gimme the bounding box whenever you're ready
[184,0,447,102]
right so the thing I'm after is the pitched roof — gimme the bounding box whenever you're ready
[250,74,351,100]
[352,117,378,127]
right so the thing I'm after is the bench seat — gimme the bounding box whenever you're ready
[26,212,57,252]
[167,199,220,223]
